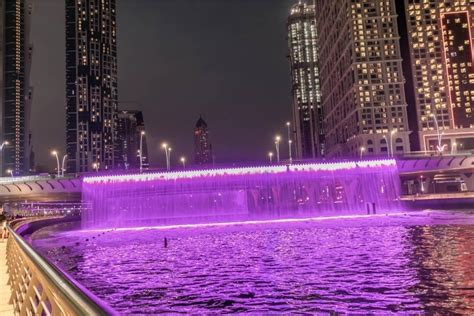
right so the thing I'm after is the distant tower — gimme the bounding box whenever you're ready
[194,116,212,165]
[287,1,323,159]
[0,0,34,176]
[116,110,148,170]
[65,0,118,173]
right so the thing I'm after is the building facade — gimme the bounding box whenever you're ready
[316,0,411,158]
[194,116,212,165]
[0,0,33,176]
[287,1,323,158]
[65,0,118,173]
[403,0,474,153]
[116,110,148,170]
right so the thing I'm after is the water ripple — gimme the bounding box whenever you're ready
[31,212,474,314]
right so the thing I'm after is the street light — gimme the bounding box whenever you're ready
[389,129,396,157]
[451,142,457,155]
[274,135,281,164]
[92,162,99,173]
[268,151,273,164]
[429,113,443,153]
[382,135,389,157]
[61,154,68,177]
[139,131,145,173]
[180,156,186,169]
[6,169,13,179]
[51,150,60,177]
[0,141,9,150]
[162,143,172,171]
[286,122,292,163]
[359,146,366,159]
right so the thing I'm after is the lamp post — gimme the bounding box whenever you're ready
[162,143,172,171]
[51,150,60,177]
[268,151,273,164]
[359,146,366,159]
[92,162,99,173]
[451,142,457,155]
[139,131,145,173]
[389,129,396,157]
[286,122,292,163]
[61,154,68,177]
[382,135,389,157]
[180,157,186,169]
[0,141,9,150]
[274,135,281,164]
[430,113,443,153]
[6,169,13,179]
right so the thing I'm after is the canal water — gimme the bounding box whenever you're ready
[30,211,474,314]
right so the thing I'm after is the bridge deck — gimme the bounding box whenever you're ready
[0,239,13,315]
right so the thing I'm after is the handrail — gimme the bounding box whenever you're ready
[6,220,117,315]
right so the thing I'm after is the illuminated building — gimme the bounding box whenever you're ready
[287,1,323,158]
[404,0,474,153]
[315,0,411,158]
[66,0,118,172]
[194,116,212,165]
[0,0,33,175]
[116,110,148,170]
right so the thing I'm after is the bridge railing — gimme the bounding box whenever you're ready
[6,219,116,315]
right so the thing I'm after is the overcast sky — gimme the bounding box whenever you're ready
[30,0,295,170]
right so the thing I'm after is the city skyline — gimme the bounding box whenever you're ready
[29,0,294,171]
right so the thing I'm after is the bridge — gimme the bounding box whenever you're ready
[0,155,472,205]
[397,155,474,205]
[0,176,81,203]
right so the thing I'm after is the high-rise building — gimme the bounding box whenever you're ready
[287,1,323,158]
[316,0,411,158]
[0,0,33,176]
[116,110,148,170]
[403,0,474,153]
[194,116,212,165]
[66,0,118,173]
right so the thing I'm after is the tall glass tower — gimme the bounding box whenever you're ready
[287,1,323,159]
[0,0,33,176]
[66,0,118,173]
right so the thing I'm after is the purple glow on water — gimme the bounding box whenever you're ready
[31,211,474,314]
[82,159,402,229]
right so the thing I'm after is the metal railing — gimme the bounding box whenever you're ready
[6,219,115,315]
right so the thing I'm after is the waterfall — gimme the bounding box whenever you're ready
[81,160,401,229]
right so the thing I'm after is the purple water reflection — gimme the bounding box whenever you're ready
[82,160,401,229]
[31,211,474,314]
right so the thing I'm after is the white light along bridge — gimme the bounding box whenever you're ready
[0,155,472,204]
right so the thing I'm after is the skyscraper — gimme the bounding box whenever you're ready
[403,0,474,153]
[287,1,323,159]
[0,0,33,176]
[316,0,411,158]
[116,110,148,170]
[66,0,118,173]
[194,116,212,165]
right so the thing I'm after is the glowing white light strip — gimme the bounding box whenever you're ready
[83,211,411,233]
[82,159,397,184]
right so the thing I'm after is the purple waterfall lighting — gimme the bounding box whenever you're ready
[81,159,402,229]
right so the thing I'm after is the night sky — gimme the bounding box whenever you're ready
[31,0,295,170]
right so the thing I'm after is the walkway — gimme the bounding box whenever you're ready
[0,239,13,315]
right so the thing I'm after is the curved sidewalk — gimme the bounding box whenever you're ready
[0,240,13,315]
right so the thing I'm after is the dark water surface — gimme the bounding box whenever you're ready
[31,211,474,314]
